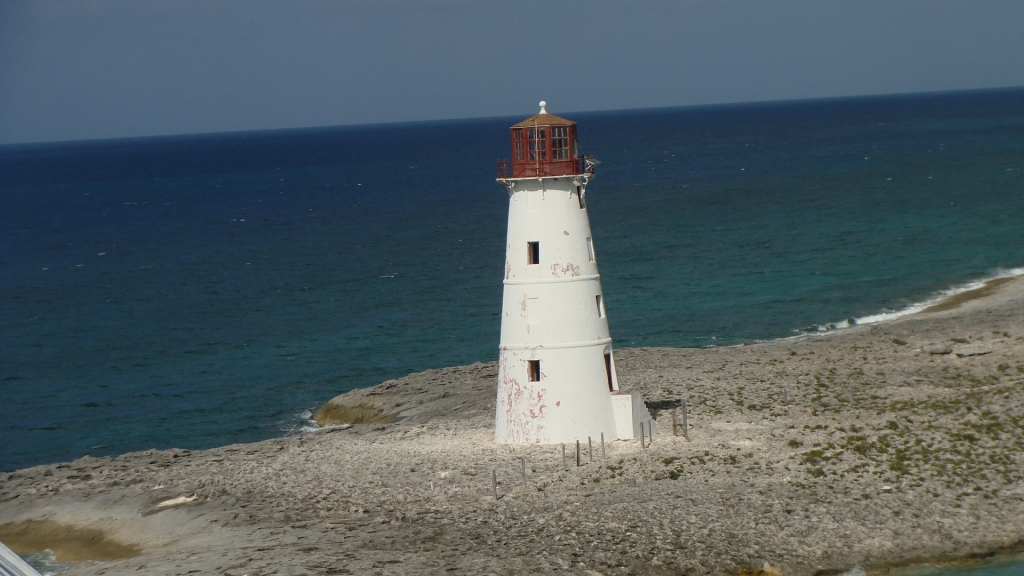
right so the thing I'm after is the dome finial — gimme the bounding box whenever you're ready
[539,100,547,114]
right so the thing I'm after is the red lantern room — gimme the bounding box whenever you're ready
[497,101,596,179]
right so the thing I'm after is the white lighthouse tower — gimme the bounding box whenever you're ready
[494,102,655,445]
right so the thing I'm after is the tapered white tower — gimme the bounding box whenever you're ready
[494,102,654,445]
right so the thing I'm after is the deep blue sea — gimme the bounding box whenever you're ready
[2,89,1023,473]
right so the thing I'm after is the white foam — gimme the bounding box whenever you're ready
[277,408,322,435]
[21,549,71,576]
[283,408,355,434]
[788,266,1024,340]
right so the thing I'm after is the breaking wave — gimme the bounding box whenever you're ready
[794,266,1024,339]
[22,550,72,575]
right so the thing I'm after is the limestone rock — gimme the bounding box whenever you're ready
[954,344,992,357]
[922,343,952,355]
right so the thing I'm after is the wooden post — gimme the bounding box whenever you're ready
[648,420,653,445]
[576,440,581,466]
[601,433,606,459]
[641,422,646,449]
[492,469,498,500]
[588,437,594,462]
[681,399,690,441]
[672,409,679,436]
[784,389,789,405]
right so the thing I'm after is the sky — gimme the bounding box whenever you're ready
[1,0,1023,145]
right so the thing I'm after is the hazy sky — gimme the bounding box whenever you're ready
[2,0,1023,144]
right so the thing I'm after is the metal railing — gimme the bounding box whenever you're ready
[496,156,596,179]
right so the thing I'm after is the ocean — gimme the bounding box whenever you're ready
[1,88,1023,473]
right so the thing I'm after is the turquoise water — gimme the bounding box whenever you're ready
[1,88,1023,471]
[21,550,72,576]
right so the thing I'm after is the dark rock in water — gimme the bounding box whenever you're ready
[923,343,953,355]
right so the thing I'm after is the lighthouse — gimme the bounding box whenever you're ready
[494,102,655,445]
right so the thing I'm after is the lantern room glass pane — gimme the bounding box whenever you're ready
[528,128,546,160]
[551,126,569,160]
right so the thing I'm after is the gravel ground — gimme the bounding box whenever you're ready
[2,277,1023,576]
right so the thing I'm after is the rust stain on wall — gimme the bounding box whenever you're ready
[496,349,549,444]
[550,263,580,278]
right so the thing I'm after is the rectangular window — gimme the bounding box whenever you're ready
[528,128,546,160]
[596,294,605,318]
[604,353,614,391]
[576,186,585,209]
[528,360,541,382]
[586,237,595,262]
[527,297,539,324]
[513,129,524,161]
[551,126,569,160]
[527,241,540,265]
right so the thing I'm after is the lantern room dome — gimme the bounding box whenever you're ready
[512,101,576,128]
[511,113,575,128]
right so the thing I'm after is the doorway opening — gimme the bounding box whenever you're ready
[604,352,614,392]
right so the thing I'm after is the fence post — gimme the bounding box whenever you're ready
[601,433,606,459]
[641,422,646,449]
[681,399,690,441]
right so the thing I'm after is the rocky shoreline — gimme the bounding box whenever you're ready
[2,275,1023,576]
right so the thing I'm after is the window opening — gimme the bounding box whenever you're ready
[586,237,595,262]
[596,294,605,318]
[527,241,540,265]
[529,360,541,382]
[551,126,569,160]
[604,353,614,391]
[513,129,524,161]
[528,128,546,161]
[576,185,586,209]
